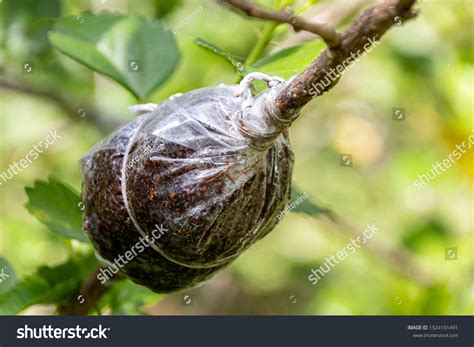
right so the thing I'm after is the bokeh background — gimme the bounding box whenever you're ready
[0,0,472,315]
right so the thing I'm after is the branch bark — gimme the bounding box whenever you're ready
[58,267,123,315]
[282,0,367,46]
[275,0,417,118]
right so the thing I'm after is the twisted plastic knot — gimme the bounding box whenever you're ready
[236,72,298,151]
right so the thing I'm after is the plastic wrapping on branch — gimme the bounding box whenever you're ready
[80,73,296,292]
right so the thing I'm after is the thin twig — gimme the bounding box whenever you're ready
[220,0,342,49]
[58,267,123,315]
[0,77,119,134]
[282,0,367,46]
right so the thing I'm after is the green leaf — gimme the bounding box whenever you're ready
[0,258,17,295]
[194,38,245,74]
[48,12,180,99]
[25,176,88,243]
[0,253,98,314]
[101,280,161,315]
[250,40,326,79]
[153,0,183,18]
[2,0,60,56]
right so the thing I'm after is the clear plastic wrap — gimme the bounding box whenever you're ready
[80,73,295,291]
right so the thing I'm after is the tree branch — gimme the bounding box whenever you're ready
[275,0,417,118]
[58,267,123,315]
[282,0,367,46]
[220,0,342,49]
[0,77,119,134]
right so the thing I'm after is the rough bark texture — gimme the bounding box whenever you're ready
[275,0,417,118]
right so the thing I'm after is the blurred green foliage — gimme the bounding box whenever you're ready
[0,0,472,315]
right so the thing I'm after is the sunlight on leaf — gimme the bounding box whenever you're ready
[49,12,180,99]
[250,40,326,79]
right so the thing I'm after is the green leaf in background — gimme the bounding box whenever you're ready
[275,0,295,9]
[48,12,180,99]
[194,38,245,74]
[24,176,88,243]
[1,0,60,56]
[101,280,160,315]
[0,258,17,295]
[250,40,326,79]
[153,0,183,19]
[0,253,98,314]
